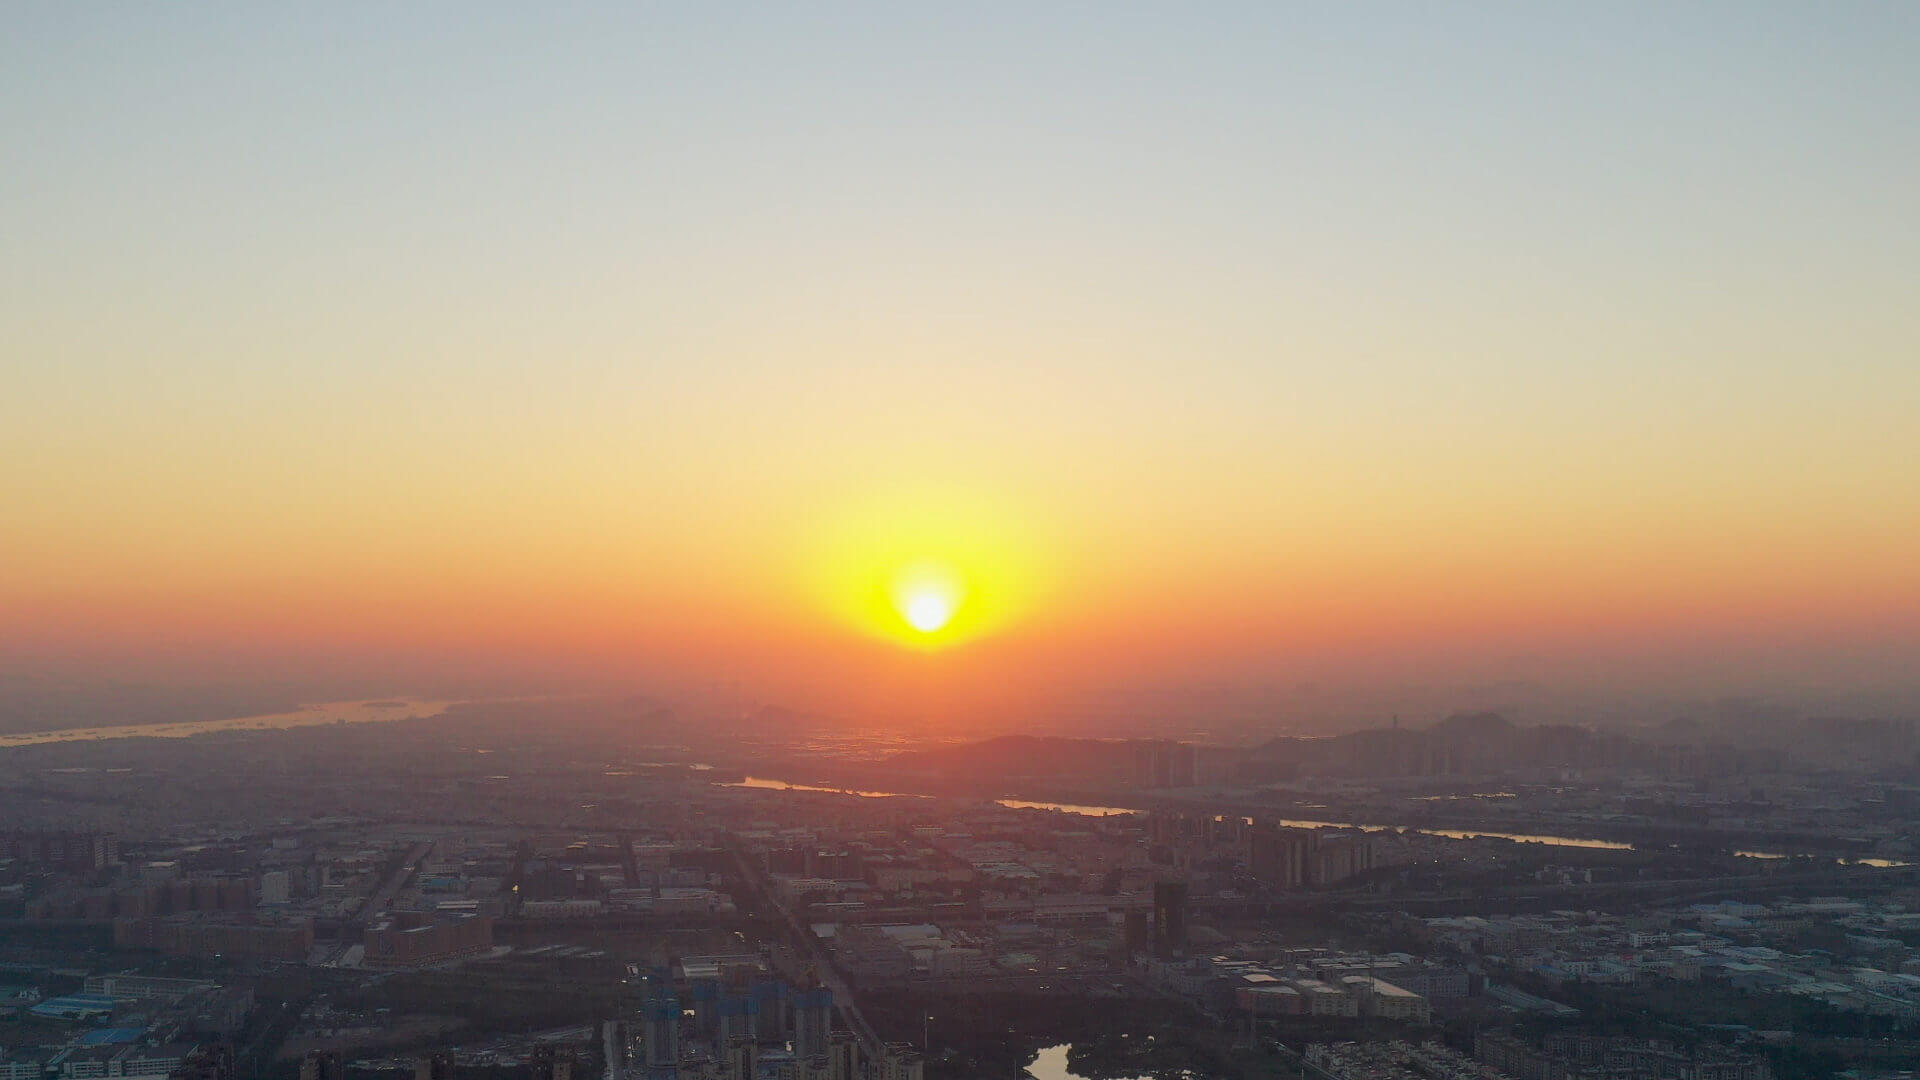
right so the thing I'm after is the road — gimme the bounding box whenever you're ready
[353,841,432,928]
[729,843,884,1056]
[602,1019,625,1080]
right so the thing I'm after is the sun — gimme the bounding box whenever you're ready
[889,561,963,637]
[799,488,1050,650]
[900,588,955,633]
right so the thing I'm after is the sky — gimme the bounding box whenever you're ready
[4,4,1919,730]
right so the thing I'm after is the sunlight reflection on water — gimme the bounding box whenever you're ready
[0,698,456,748]
[1026,1045,1156,1080]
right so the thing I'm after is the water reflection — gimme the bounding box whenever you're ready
[1000,800,1140,817]
[1027,1044,1149,1080]
[1735,850,1904,867]
[0,698,457,748]
[1243,815,1633,850]
[721,776,932,799]
[714,781,1905,864]
[718,783,1136,816]
[1411,826,1630,850]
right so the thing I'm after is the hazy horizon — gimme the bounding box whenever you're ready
[7,4,1919,730]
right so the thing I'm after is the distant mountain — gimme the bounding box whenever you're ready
[879,711,1794,785]
[882,735,1138,784]
[436,697,680,745]
[872,703,1920,784]
[1427,710,1514,739]
[732,703,833,733]
[1240,712,1664,777]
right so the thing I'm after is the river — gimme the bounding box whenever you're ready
[718,778,1632,847]
[716,778,1905,863]
[0,698,458,749]
[1026,1044,1155,1080]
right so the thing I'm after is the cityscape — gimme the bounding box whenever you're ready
[2,701,1920,1077]
[7,3,1920,1080]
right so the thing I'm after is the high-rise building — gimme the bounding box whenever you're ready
[530,1045,574,1080]
[687,980,721,1040]
[1310,831,1374,884]
[298,1050,344,1080]
[603,1021,630,1079]
[1249,822,1309,887]
[167,1045,234,1080]
[722,1036,757,1080]
[642,994,680,1076]
[362,911,492,967]
[877,1044,924,1080]
[113,912,314,961]
[1131,741,1196,789]
[793,987,832,1059]
[1152,880,1188,958]
[826,1032,860,1080]
[751,980,789,1043]
[0,831,118,872]
[717,996,757,1045]
[1250,823,1374,887]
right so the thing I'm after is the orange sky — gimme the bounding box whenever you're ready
[5,6,1920,728]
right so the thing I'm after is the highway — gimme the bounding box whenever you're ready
[352,841,433,928]
[728,843,884,1056]
[602,1019,626,1080]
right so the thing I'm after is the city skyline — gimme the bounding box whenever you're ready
[12,9,1920,1080]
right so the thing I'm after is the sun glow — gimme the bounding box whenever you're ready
[892,562,962,634]
[799,489,1051,651]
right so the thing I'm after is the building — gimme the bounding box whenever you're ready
[826,1032,860,1080]
[117,1044,196,1078]
[181,987,254,1040]
[259,871,290,906]
[30,993,118,1021]
[362,911,492,968]
[1,1056,50,1080]
[1387,965,1470,999]
[721,1035,757,1080]
[50,1041,198,1078]
[750,980,790,1043]
[642,993,680,1075]
[1289,979,1359,1017]
[1152,880,1188,958]
[0,831,118,872]
[166,1044,234,1080]
[876,1044,923,1080]
[113,914,313,961]
[1249,824,1310,887]
[50,1044,123,1078]
[530,1046,575,1080]
[519,898,604,919]
[793,987,832,1060]
[834,926,913,986]
[298,1050,344,1080]
[1249,824,1374,888]
[82,976,216,1005]
[1237,983,1304,1016]
[1476,1031,1773,1080]
[1132,741,1196,788]
[1338,976,1431,1023]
